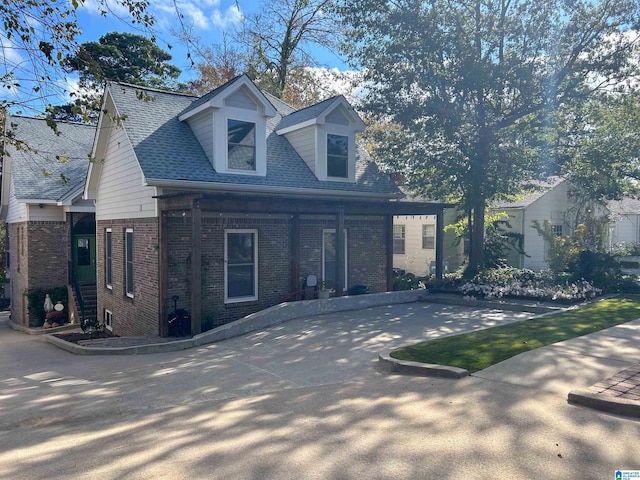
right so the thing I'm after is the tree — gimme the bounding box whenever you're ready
[1,0,154,119]
[338,0,640,274]
[53,31,181,121]
[65,32,181,89]
[237,0,340,98]
[557,90,640,203]
[180,34,246,95]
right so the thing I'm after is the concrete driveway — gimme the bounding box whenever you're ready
[1,302,639,479]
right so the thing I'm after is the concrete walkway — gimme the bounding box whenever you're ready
[14,293,640,417]
[2,301,640,478]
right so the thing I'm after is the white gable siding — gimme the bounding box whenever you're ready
[28,204,65,222]
[96,125,156,221]
[326,107,350,126]
[5,178,27,224]
[393,215,437,276]
[225,89,258,110]
[284,125,317,175]
[610,215,640,248]
[186,111,214,163]
[522,181,569,270]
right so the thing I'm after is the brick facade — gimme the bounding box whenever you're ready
[7,213,96,326]
[96,218,160,336]
[164,212,386,330]
[9,220,69,326]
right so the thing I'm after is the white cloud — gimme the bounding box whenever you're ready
[212,4,243,28]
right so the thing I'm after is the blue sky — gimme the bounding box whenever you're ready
[76,0,349,83]
[1,0,349,114]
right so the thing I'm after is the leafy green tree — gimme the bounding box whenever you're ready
[1,0,154,118]
[558,91,640,202]
[53,31,181,122]
[65,32,181,89]
[338,0,640,274]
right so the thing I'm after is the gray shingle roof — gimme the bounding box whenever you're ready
[492,177,566,209]
[608,197,640,215]
[108,83,400,197]
[276,95,341,131]
[7,116,95,201]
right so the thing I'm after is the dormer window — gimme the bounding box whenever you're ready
[227,119,256,171]
[327,134,348,178]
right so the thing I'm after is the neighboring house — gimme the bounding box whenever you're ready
[84,75,449,337]
[0,116,97,327]
[393,209,461,276]
[608,198,640,250]
[492,176,577,270]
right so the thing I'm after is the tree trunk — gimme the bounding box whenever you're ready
[467,199,486,275]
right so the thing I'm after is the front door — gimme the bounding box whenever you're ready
[73,235,96,282]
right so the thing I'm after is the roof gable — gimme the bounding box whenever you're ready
[97,82,400,198]
[276,96,365,134]
[178,74,276,121]
[4,116,95,203]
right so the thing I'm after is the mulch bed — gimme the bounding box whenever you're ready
[53,330,119,344]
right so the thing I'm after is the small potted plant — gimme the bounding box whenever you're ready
[318,280,333,299]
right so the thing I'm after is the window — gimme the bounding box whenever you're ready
[125,228,134,298]
[552,224,563,237]
[322,229,348,291]
[225,230,258,302]
[393,225,405,254]
[327,134,348,178]
[105,229,112,289]
[104,309,113,331]
[77,238,90,265]
[422,224,435,249]
[227,119,256,171]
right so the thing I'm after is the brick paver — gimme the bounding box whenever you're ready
[588,363,640,401]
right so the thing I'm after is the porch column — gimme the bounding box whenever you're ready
[190,200,202,335]
[385,215,394,291]
[291,214,300,292]
[334,205,345,296]
[159,210,169,337]
[436,209,445,279]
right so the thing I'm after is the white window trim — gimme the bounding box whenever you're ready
[125,228,134,298]
[322,229,348,291]
[224,229,258,304]
[326,133,349,180]
[212,105,267,177]
[393,224,406,255]
[422,224,435,250]
[105,228,113,290]
[104,309,113,331]
[316,124,356,183]
[225,117,258,174]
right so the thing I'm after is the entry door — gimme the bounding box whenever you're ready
[73,235,96,282]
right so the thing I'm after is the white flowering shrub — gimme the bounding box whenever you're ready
[457,267,602,302]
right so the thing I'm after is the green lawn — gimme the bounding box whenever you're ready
[390,296,640,373]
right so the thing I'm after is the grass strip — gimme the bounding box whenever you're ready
[390,297,640,373]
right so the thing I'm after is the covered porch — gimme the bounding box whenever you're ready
[157,192,449,336]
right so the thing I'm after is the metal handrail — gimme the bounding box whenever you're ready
[68,260,86,322]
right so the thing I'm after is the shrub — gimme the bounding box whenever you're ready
[393,273,426,291]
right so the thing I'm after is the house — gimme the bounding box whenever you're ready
[84,75,449,337]
[0,116,97,327]
[392,209,461,276]
[607,198,640,250]
[392,177,580,274]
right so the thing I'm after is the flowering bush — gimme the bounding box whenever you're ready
[457,267,602,302]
